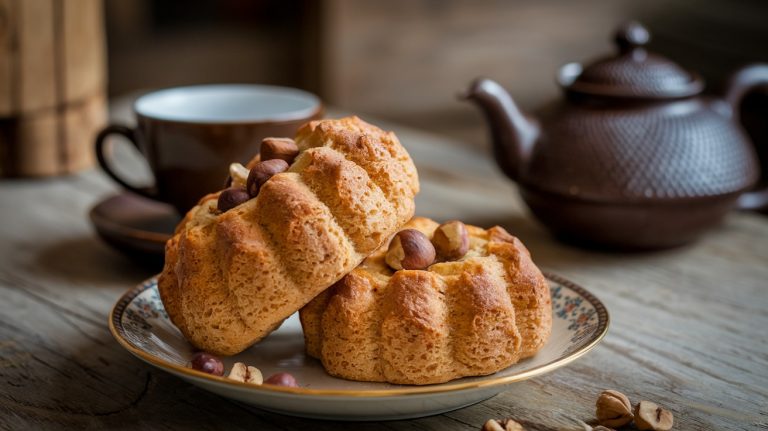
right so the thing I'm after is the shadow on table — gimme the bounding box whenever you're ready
[11,327,490,430]
[30,235,158,285]
[461,212,689,272]
[4,326,262,429]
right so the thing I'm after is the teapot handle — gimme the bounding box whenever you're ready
[724,64,768,211]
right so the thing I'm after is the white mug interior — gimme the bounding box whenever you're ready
[134,84,321,123]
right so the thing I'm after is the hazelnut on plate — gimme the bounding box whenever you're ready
[386,229,436,271]
[227,362,263,384]
[190,352,224,376]
[264,372,299,387]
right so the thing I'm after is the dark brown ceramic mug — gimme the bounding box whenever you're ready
[95,84,322,214]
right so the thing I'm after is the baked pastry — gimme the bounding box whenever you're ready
[159,116,419,356]
[300,217,551,385]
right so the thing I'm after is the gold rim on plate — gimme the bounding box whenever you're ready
[109,273,609,397]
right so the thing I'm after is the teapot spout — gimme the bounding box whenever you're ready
[462,78,539,180]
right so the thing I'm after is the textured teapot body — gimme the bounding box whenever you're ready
[515,97,760,249]
[464,22,768,249]
[522,97,758,204]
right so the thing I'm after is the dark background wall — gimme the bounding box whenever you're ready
[104,0,768,150]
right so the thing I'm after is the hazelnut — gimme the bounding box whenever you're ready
[246,159,289,197]
[261,137,299,164]
[596,390,633,428]
[635,401,673,431]
[227,362,263,384]
[190,352,224,376]
[385,229,436,271]
[217,187,250,212]
[481,418,524,431]
[432,220,470,260]
[226,162,250,188]
[264,372,299,387]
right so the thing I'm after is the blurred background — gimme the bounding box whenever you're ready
[105,0,768,148]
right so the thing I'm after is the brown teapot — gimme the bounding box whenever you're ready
[464,21,768,250]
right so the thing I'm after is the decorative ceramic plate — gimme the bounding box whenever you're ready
[109,273,608,421]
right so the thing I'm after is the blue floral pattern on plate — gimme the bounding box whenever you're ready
[109,273,608,419]
[113,273,608,378]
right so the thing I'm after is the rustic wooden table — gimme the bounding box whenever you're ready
[1,101,766,430]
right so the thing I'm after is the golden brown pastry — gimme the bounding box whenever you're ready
[300,217,551,385]
[159,117,419,356]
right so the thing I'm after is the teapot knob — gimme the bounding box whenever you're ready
[615,21,650,54]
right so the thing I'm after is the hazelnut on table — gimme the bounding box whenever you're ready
[595,389,634,428]
[481,418,525,431]
[635,400,674,431]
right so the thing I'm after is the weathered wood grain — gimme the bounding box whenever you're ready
[62,0,105,103]
[0,0,106,177]
[0,0,105,116]
[0,102,766,430]
[16,0,56,114]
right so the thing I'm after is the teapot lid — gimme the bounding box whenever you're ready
[559,22,704,99]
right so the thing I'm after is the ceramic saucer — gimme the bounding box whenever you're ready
[90,193,179,262]
[109,273,609,421]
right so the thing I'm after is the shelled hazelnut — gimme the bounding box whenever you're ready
[225,162,250,188]
[635,400,673,431]
[481,418,525,431]
[595,389,634,428]
[227,362,263,384]
[432,220,470,261]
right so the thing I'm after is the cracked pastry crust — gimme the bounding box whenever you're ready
[300,217,551,385]
[158,117,419,356]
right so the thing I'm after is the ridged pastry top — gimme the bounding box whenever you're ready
[159,116,419,355]
[301,217,551,385]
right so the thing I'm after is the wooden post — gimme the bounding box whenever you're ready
[0,0,106,177]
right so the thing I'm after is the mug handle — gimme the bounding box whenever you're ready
[95,125,158,201]
[723,64,768,211]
